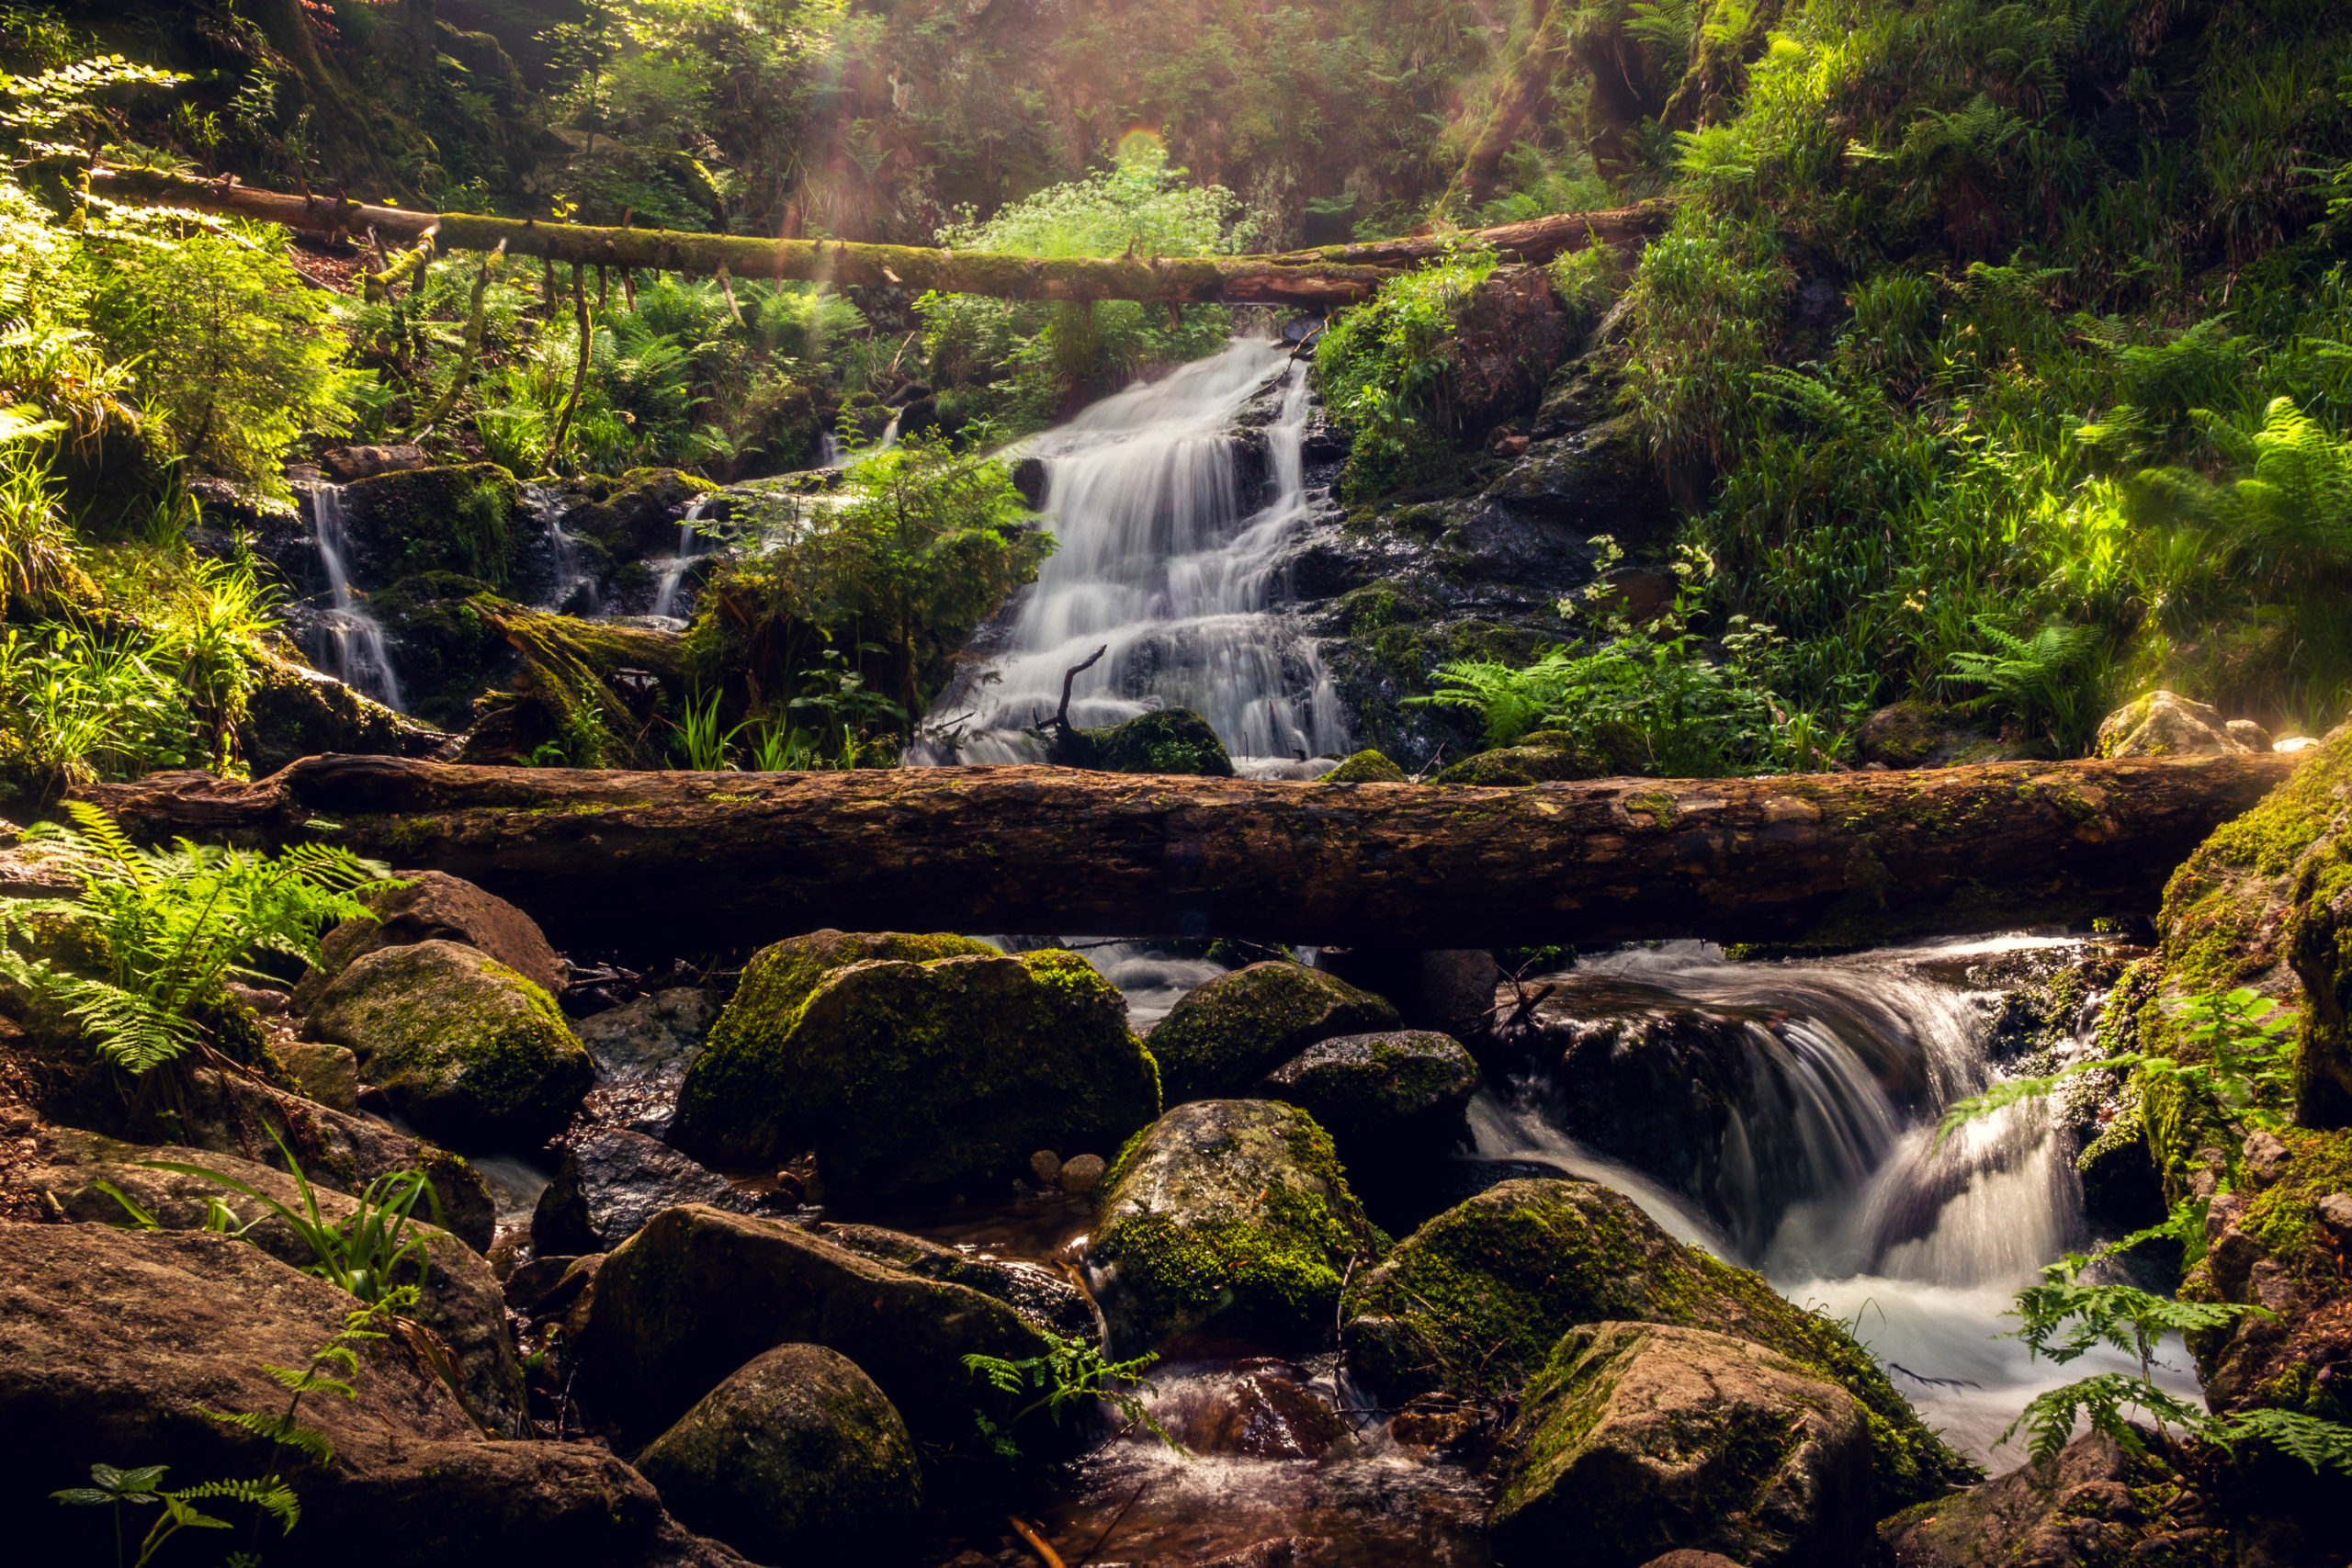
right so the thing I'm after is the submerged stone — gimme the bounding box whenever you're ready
[1090,1099,1378,1351]
[670,935,1159,1199]
[1487,1322,1872,1568]
[300,938,593,1148]
[1147,961,1400,1103]
[632,1343,921,1562]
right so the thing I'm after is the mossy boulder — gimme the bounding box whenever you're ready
[333,463,529,590]
[1435,726,1646,786]
[669,933,1159,1199]
[2098,689,2250,759]
[1089,1099,1379,1352]
[1254,1030,1479,1158]
[1340,1178,1968,1504]
[297,870,565,1009]
[1320,748,1408,784]
[1056,707,1236,776]
[300,939,594,1149]
[366,573,513,729]
[1487,1322,1873,1568]
[571,1203,1047,1447]
[456,597,689,769]
[534,468,713,565]
[632,1343,921,1562]
[1147,960,1400,1103]
[235,649,447,777]
[1855,700,2029,769]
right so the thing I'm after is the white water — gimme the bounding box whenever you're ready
[526,482,602,615]
[649,495,719,621]
[920,338,1349,773]
[308,485,407,712]
[1470,937,2202,1470]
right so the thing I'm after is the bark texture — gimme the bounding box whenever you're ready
[74,753,2297,957]
[88,169,1670,307]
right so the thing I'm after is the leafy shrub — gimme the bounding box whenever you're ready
[1312,245,1498,501]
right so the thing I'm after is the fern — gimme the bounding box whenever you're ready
[2002,1372,2217,1468]
[2221,1408,2352,1476]
[1943,615,2101,750]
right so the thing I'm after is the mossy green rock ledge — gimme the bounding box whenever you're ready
[1054,706,1236,776]
[669,930,1159,1199]
[300,938,592,1148]
[1147,960,1400,1103]
[1487,1321,1873,1568]
[632,1343,921,1562]
[1320,749,1408,784]
[1341,1178,1968,1504]
[1089,1099,1379,1352]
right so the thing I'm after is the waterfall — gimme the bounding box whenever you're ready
[525,482,601,615]
[919,337,1349,774]
[307,484,406,712]
[1471,937,2199,1468]
[650,495,718,622]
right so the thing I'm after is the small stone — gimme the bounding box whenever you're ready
[2318,1192,2352,1232]
[2224,718,2274,751]
[1030,1149,1063,1186]
[1058,1153,1104,1193]
[2243,1130,2291,1186]
[2277,735,2321,752]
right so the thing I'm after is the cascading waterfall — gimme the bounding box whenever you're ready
[525,481,602,615]
[306,484,407,712]
[919,337,1349,773]
[1470,938,2199,1467]
[649,494,718,622]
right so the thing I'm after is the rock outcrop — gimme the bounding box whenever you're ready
[1254,1029,1479,1158]
[297,870,566,1007]
[1146,961,1400,1103]
[302,939,594,1148]
[1054,706,1238,776]
[2098,690,2253,759]
[1488,1322,1872,1568]
[1090,1100,1378,1351]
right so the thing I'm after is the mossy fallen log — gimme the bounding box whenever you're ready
[74,752,2298,959]
[86,169,1671,307]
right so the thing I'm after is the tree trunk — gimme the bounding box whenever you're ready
[74,753,2297,962]
[87,169,1671,308]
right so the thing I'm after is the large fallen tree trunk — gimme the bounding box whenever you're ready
[86,168,1671,307]
[74,752,2296,959]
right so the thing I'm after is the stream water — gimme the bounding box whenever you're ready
[305,484,407,712]
[918,337,1350,774]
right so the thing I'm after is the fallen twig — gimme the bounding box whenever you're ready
[1007,1515,1067,1568]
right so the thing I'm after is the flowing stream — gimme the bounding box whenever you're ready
[920,337,1349,773]
[306,484,407,713]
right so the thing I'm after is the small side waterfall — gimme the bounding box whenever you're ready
[308,485,406,712]
[1472,938,2197,1467]
[921,338,1349,773]
[649,495,718,622]
[525,482,601,615]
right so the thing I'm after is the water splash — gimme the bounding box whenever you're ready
[307,484,406,712]
[920,338,1349,772]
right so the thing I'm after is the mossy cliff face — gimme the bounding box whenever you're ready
[333,464,530,590]
[458,597,691,769]
[1147,961,1401,1103]
[1090,1099,1379,1353]
[631,1343,922,1562]
[669,931,1159,1199]
[1487,1321,1874,1568]
[300,938,593,1149]
[1340,1178,1968,1505]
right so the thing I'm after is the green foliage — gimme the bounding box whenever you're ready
[0,803,399,1073]
[964,1332,1170,1461]
[0,621,196,798]
[1313,245,1498,501]
[1942,615,2105,753]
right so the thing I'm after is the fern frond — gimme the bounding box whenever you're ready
[170,1476,301,1533]
[2222,1408,2352,1475]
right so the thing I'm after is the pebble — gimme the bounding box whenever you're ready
[1058,1153,1105,1194]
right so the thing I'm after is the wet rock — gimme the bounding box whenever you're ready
[1342,1179,1964,1504]
[503,1252,583,1312]
[633,1344,921,1562]
[1318,748,1407,783]
[1090,1100,1377,1351]
[1388,1390,1494,1454]
[327,462,533,591]
[1418,950,1505,1039]
[572,1204,1048,1446]
[531,1127,741,1255]
[1857,699,2030,769]
[1488,1322,1872,1568]
[2097,689,2249,759]
[235,649,448,776]
[542,468,713,565]
[1160,1359,1346,1458]
[577,987,721,1077]
[1198,1540,1340,1568]
[1879,1431,2150,1566]
[1637,1555,1744,1568]
[1055,706,1237,776]
[1147,961,1400,1103]
[28,1134,527,1435]
[1444,265,1572,440]
[323,443,428,482]
[274,1039,361,1111]
[819,1222,1099,1341]
[1254,1029,1478,1159]
[302,939,594,1149]
[1059,1152,1106,1193]
[671,940,1158,1201]
[0,1224,715,1567]
[297,870,566,1007]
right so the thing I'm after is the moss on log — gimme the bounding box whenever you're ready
[87,169,1671,307]
[74,752,2297,959]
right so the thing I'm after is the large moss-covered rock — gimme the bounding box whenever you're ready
[1340,1179,1966,1504]
[633,1344,920,1562]
[296,869,565,1008]
[571,1203,1047,1446]
[2098,689,2250,760]
[1056,707,1237,776]
[1487,1322,1872,1568]
[301,939,593,1148]
[538,468,713,565]
[27,1134,526,1436]
[1254,1030,1479,1156]
[332,463,531,591]
[1855,700,2030,770]
[235,649,447,777]
[1319,748,1407,784]
[670,935,1159,1199]
[365,572,514,730]
[1148,961,1400,1103]
[1435,727,1645,786]
[1090,1100,1378,1351]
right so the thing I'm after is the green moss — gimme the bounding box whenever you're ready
[339,464,528,585]
[463,595,691,767]
[1321,749,1408,784]
[1054,707,1235,776]
[1145,960,1400,1102]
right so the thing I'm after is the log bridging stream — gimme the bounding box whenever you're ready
[77,751,2297,957]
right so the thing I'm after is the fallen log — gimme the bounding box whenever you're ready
[74,752,2296,960]
[85,168,1671,308]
